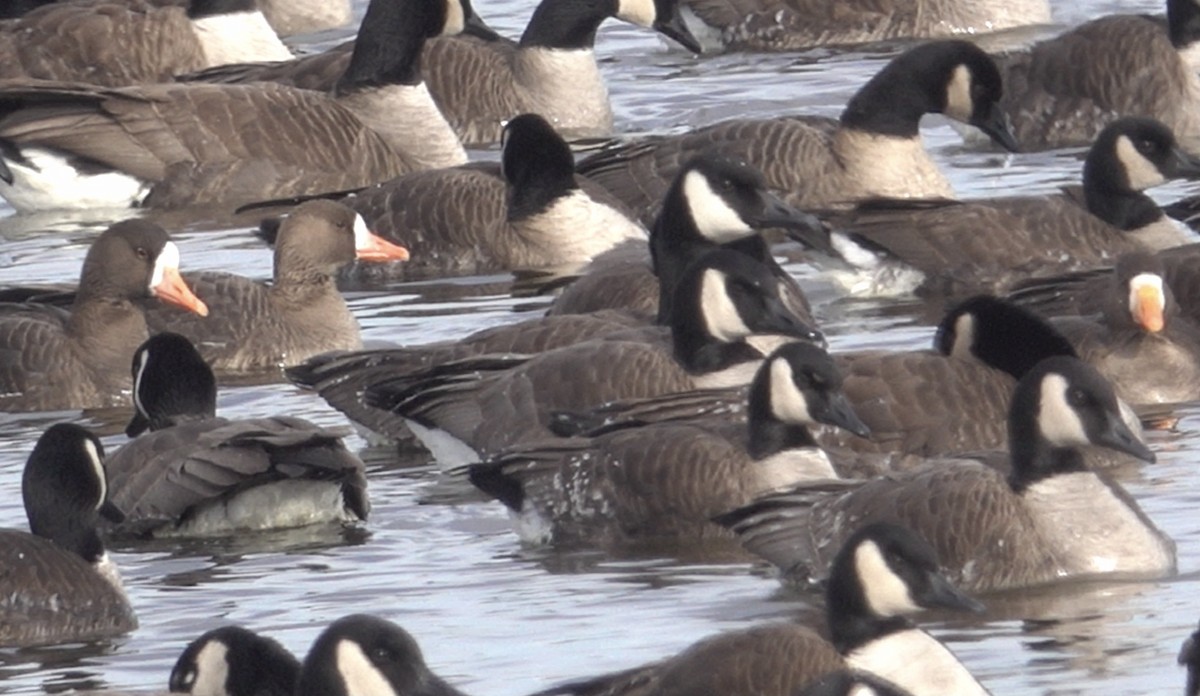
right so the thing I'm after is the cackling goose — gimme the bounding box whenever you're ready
[104,333,370,538]
[0,423,136,648]
[536,523,986,696]
[575,40,1019,226]
[716,356,1173,593]
[0,219,207,411]
[170,625,301,696]
[467,342,869,548]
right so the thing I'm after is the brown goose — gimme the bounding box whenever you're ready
[575,40,1019,226]
[141,200,408,372]
[0,0,291,87]
[0,0,475,212]
[1,424,136,648]
[0,219,206,412]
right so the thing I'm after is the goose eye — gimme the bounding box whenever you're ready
[1136,139,1157,155]
[135,247,149,260]
[371,646,392,662]
[181,669,196,687]
[1067,387,1088,406]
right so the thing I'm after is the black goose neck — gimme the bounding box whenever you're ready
[839,56,934,137]
[336,0,435,91]
[829,606,913,654]
[1169,0,1200,48]
[1083,186,1164,230]
[1008,444,1088,493]
[519,0,616,49]
[671,329,760,374]
[746,372,817,457]
[188,0,257,19]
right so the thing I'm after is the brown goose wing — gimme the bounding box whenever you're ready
[423,35,520,146]
[0,306,101,411]
[683,0,913,49]
[178,43,353,90]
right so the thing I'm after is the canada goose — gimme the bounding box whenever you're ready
[361,249,821,465]
[170,625,301,696]
[804,117,1200,298]
[795,671,913,696]
[0,0,475,212]
[1182,620,1200,696]
[992,0,1200,152]
[677,0,1050,53]
[296,615,468,696]
[468,342,869,548]
[0,219,207,411]
[716,356,1174,594]
[140,200,409,372]
[0,0,291,86]
[103,333,370,537]
[575,40,1019,226]
[0,423,136,648]
[258,0,351,36]
[536,523,986,696]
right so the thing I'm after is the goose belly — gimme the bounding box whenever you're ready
[0,147,150,212]
[162,480,358,537]
[846,629,989,696]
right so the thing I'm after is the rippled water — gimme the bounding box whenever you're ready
[2,0,1200,694]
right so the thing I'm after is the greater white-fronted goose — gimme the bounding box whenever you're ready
[0,423,136,648]
[716,356,1173,594]
[104,333,370,537]
[170,625,301,696]
[535,523,986,696]
[0,219,207,411]
[575,40,1019,226]
[142,200,408,372]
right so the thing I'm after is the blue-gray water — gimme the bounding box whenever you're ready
[2,1,1200,694]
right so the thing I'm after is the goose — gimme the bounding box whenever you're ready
[803,117,1200,298]
[0,0,476,212]
[575,40,1019,226]
[296,615,468,696]
[991,0,1200,152]
[796,671,913,696]
[0,423,137,648]
[141,200,409,372]
[676,0,1050,53]
[182,0,701,146]
[103,333,370,538]
[0,219,207,411]
[1183,620,1200,696]
[258,0,351,36]
[467,342,869,548]
[715,356,1174,594]
[535,523,987,696]
[170,625,301,696]
[361,249,822,465]
[0,0,291,86]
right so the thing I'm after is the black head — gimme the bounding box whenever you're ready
[275,200,408,281]
[1086,117,1200,195]
[1180,619,1200,696]
[518,0,700,52]
[1008,357,1155,490]
[337,0,475,90]
[1103,252,1173,335]
[170,625,301,696]
[501,114,579,220]
[826,523,983,652]
[76,219,208,316]
[22,423,121,563]
[296,615,465,696]
[934,295,1076,379]
[748,343,869,436]
[188,0,258,20]
[127,333,218,437]
[1168,0,1200,49]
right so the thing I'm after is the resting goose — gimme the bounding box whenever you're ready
[170,625,300,696]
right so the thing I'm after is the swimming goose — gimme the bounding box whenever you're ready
[170,625,301,696]
[1,423,136,648]
[716,356,1173,594]
[677,0,1050,53]
[296,615,468,696]
[575,40,1019,226]
[0,219,207,411]
[0,0,291,86]
[0,0,475,212]
[536,523,987,696]
[992,0,1200,152]
[142,200,409,372]
[468,342,869,548]
[104,333,370,537]
[362,249,821,465]
[805,117,1200,298]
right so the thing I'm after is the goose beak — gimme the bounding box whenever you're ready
[1169,147,1200,179]
[921,570,986,614]
[750,192,829,248]
[758,294,824,344]
[356,232,411,262]
[654,6,703,54]
[1133,283,1165,333]
[99,500,125,524]
[125,411,150,438]
[974,104,1020,153]
[821,392,871,439]
[1095,411,1156,464]
[153,267,209,317]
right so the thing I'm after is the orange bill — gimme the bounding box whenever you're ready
[356,232,410,262]
[1133,284,1164,333]
[154,267,209,316]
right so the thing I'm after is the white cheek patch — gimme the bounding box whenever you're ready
[615,0,657,27]
[82,437,107,511]
[336,639,399,696]
[132,347,151,421]
[190,640,231,696]
[855,540,921,616]
[1038,373,1089,446]
[943,64,974,123]
[352,214,372,251]
[769,358,814,424]
[700,269,751,341]
[949,313,975,360]
[682,171,753,242]
[1115,135,1168,190]
[849,686,879,696]
[150,242,180,293]
[441,0,465,35]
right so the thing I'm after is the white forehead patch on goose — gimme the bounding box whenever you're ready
[949,313,975,360]
[149,241,180,293]
[189,640,231,696]
[352,214,372,251]
[769,357,814,424]
[855,539,921,616]
[82,436,107,512]
[943,64,974,124]
[615,0,657,27]
[1115,135,1168,190]
[336,639,399,696]
[682,170,754,242]
[700,268,751,341]
[1128,272,1165,316]
[1038,373,1089,446]
[441,0,465,36]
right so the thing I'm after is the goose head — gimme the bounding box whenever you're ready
[170,625,301,696]
[77,219,208,317]
[127,333,217,437]
[934,295,1076,379]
